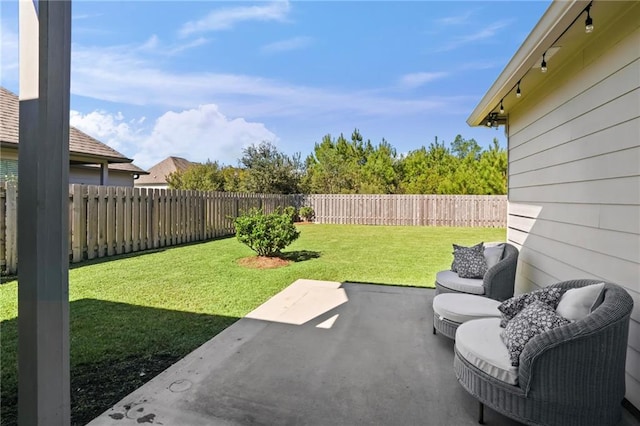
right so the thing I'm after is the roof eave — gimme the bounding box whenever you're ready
[2,142,133,164]
[467,0,591,127]
[70,154,133,164]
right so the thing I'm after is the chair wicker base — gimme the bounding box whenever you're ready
[454,348,623,426]
[432,312,461,340]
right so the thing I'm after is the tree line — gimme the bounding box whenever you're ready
[167,130,507,195]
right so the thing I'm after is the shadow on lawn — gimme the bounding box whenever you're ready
[344,280,434,290]
[0,236,238,283]
[70,234,236,270]
[279,250,321,262]
[0,299,238,426]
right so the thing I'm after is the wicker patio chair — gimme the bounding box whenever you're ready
[454,279,634,426]
[435,243,519,301]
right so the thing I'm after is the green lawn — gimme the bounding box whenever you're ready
[0,224,505,425]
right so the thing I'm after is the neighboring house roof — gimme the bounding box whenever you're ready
[81,162,149,175]
[108,162,149,174]
[135,156,193,185]
[467,0,599,126]
[0,86,132,163]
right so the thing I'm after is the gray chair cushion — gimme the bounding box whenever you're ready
[435,270,485,295]
[433,293,501,324]
[455,318,518,385]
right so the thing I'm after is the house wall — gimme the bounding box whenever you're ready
[506,5,640,408]
[69,165,134,187]
[1,149,134,186]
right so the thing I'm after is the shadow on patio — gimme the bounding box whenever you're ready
[87,280,527,425]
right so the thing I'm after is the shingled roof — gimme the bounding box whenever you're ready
[83,162,149,174]
[135,156,193,185]
[0,86,133,163]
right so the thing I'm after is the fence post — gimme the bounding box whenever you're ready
[5,182,18,274]
[0,184,6,274]
[71,184,83,262]
[97,186,107,257]
[86,186,97,260]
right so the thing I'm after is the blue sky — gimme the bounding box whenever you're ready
[1,1,551,169]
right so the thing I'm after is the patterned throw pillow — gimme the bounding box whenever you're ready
[498,287,565,327]
[501,300,570,366]
[451,242,484,273]
[456,249,488,278]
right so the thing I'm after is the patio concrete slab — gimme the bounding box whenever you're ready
[89,280,639,426]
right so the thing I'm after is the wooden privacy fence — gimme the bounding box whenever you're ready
[0,183,292,275]
[300,194,507,227]
[0,184,506,275]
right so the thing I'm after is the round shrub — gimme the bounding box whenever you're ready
[234,208,300,257]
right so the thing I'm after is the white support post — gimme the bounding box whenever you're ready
[18,0,72,424]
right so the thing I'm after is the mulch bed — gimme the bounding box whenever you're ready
[237,256,291,269]
[1,354,180,426]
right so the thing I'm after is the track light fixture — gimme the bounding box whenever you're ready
[585,4,594,33]
[489,3,597,126]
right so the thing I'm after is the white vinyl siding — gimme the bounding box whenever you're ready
[506,10,640,409]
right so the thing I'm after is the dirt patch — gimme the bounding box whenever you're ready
[237,256,291,269]
[0,354,181,426]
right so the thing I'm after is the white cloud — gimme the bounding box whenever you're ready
[165,37,209,55]
[140,35,161,51]
[179,1,290,37]
[398,72,449,89]
[261,36,312,54]
[68,39,457,120]
[2,21,467,134]
[70,106,277,169]
[136,35,209,56]
[436,10,474,26]
[134,105,277,168]
[433,20,513,52]
[70,110,143,154]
